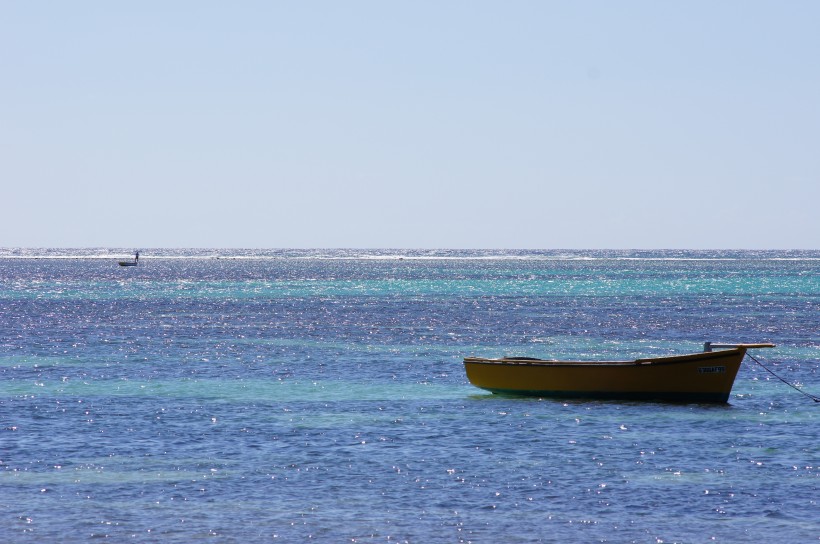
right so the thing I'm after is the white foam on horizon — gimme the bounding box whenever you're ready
[1,250,819,262]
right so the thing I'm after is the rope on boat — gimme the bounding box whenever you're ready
[745,352,820,403]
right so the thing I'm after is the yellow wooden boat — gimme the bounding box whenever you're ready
[463,343,775,403]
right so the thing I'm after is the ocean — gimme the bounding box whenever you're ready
[1,249,818,542]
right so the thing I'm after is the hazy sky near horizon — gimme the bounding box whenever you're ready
[2,1,819,249]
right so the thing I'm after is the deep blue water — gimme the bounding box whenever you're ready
[1,249,818,542]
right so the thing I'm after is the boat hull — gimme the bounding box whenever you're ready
[463,348,748,403]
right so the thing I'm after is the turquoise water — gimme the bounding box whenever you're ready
[1,249,818,542]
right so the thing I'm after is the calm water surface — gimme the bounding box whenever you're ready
[1,249,818,542]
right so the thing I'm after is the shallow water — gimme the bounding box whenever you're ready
[1,249,818,542]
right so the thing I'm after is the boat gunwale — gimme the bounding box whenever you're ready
[463,348,747,368]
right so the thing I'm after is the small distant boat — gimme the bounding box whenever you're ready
[463,343,775,403]
[118,251,140,267]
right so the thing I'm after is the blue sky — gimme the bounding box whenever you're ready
[2,1,818,248]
